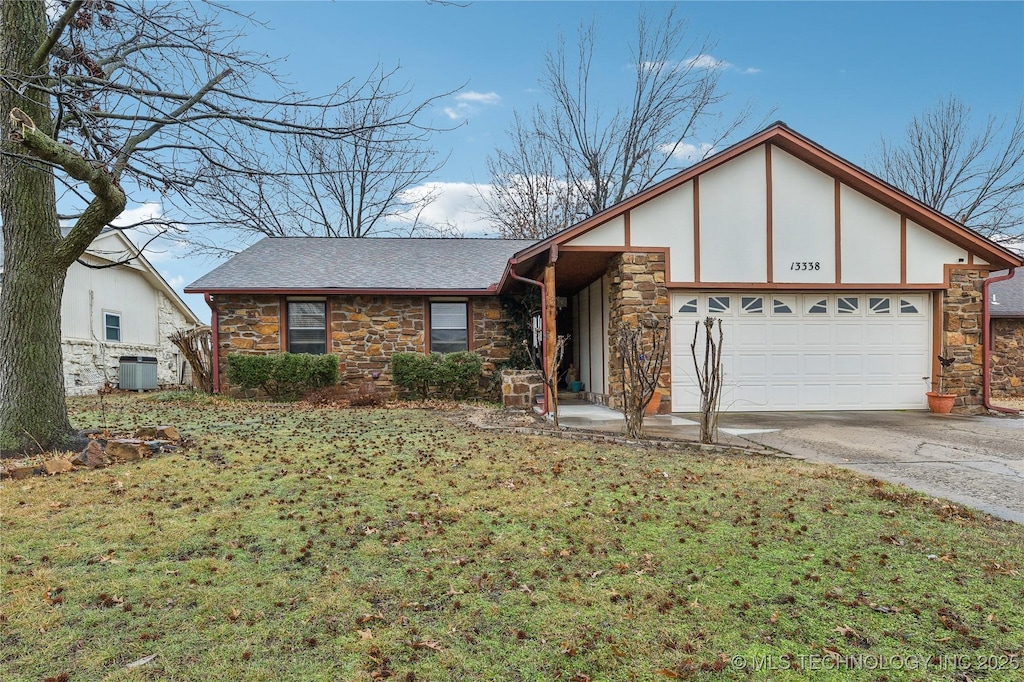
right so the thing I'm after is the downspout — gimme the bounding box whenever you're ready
[983,268,1018,414]
[204,293,220,394]
[507,258,548,415]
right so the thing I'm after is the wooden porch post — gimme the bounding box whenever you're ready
[544,260,557,406]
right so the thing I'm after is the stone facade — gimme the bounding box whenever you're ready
[604,252,671,412]
[500,369,544,409]
[991,318,1024,397]
[216,294,512,397]
[941,268,988,413]
[64,291,195,396]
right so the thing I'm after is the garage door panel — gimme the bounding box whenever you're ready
[834,354,863,376]
[670,291,931,411]
[772,354,800,377]
[803,324,832,346]
[803,354,830,376]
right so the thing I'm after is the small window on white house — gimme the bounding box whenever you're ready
[104,312,121,342]
[837,297,859,314]
[287,301,327,355]
[707,296,731,314]
[740,296,764,314]
[868,297,891,314]
[806,298,828,315]
[430,301,469,354]
[677,298,698,314]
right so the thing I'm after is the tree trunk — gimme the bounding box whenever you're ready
[0,0,74,453]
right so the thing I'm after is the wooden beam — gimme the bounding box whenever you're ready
[544,262,557,406]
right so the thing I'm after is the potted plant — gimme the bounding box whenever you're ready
[926,355,957,414]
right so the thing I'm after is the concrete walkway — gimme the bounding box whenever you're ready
[556,402,1024,523]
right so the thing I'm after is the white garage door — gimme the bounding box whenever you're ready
[670,292,931,412]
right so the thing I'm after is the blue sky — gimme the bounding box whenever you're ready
[141,1,1023,321]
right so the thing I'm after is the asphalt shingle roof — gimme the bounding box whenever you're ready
[989,269,1024,317]
[185,237,538,292]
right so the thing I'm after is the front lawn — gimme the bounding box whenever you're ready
[2,394,1021,681]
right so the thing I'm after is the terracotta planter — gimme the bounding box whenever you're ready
[926,391,956,414]
[645,391,662,416]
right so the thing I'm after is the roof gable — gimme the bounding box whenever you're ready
[512,122,1023,272]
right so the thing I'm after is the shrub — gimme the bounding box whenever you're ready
[392,352,436,399]
[227,352,338,400]
[434,351,483,399]
[391,351,483,399]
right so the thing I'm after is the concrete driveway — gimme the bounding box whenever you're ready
[712,411,1024,524]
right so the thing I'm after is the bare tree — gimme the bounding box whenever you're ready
[875,96,1024,245]
[526,334,567,429]
[0,0,446,452]
[614,319,669,439]
[485,7,750,237]
[691,317,723,444]
[168,327,213,394]
[194,66,451,239]
[481,111,588,239]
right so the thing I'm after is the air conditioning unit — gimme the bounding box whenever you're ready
[119,356,158,391]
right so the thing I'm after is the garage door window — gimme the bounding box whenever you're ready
[900,298,921,314]
[837,297,859,314]
[677,298,698,314]
[741,296,763,314]
[708,296,731,314]
[773,297,795,314]
[868,297,891,314]
[806,298,828,314]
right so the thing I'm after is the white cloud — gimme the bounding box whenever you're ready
[443,90,502,120]
[684,54,760,75]
[658,141,716,164]
[393,181,498,237]
[110,202,189,263]
[168,275,186,288]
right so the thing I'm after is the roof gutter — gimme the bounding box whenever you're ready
[204,293,220,394]
[507,258,548,415]
[982,267,1018,414]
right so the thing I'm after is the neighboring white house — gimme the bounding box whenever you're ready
[0,229,203,396]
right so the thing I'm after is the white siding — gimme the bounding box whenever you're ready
[62,259,159,345]
[577,286,591,393]
[566,215,625,247]
[630,182,695,281]
[699,146,768,282]
[840,185,901,283]
[905,219,968,283]
[771,147,836,283]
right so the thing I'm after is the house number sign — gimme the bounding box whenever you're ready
[790,261,821,271]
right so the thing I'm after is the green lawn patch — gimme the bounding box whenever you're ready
[1,395,1021,680]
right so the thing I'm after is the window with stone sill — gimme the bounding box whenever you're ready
[287,300,327,355]
[430,301,469,353]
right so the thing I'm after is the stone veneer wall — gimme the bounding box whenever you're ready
[500,369,543,408]
[215,294,281,394]
[991,318,1024,397]
[941,268,987,413]
[216,294,512,397]
[605,252,671,412]
[64,291,195,396]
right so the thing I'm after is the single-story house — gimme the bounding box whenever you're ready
[186,122,1023,414]
[1,228,204,395]
[987,269,1024,398]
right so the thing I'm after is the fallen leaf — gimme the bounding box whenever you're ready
[357,629,373,640]
[125,653,157,668]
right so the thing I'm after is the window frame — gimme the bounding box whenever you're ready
[103,311,122,343]
[428,300,470,354]
[286,299,328,355]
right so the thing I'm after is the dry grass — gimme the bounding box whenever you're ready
[1,394,1021,681]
